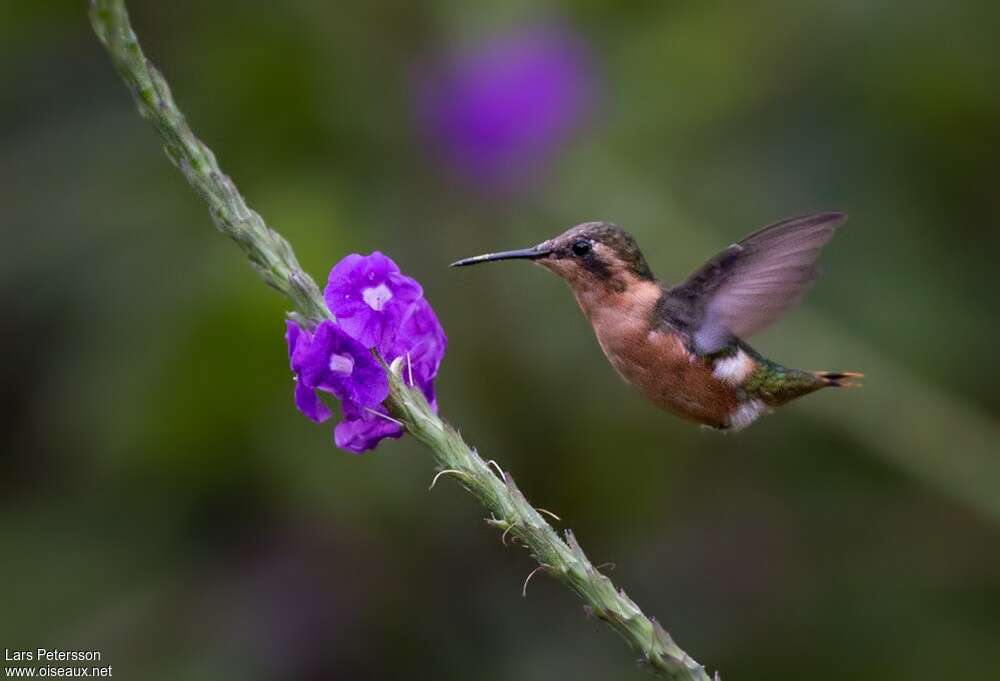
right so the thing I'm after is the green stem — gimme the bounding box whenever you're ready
[89,2,715,678]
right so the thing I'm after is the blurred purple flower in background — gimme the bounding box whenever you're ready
[414,23,599,192]
[286,252,446,453]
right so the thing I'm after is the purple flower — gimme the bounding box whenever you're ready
[324,252,423,348]
[413,23,599,192]
[285,320,389,422]
[286,252,447,454]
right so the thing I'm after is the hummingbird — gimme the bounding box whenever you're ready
[451,212,862,431]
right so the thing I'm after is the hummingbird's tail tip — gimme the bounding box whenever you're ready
[815,370,865,388]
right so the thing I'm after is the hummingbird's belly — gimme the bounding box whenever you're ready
[598,329,739,428]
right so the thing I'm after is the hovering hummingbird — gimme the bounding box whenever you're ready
[452,212,861,431]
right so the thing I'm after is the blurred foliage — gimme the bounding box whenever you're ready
[2,1,998,680]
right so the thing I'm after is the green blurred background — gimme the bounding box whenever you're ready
[2,1,999,679]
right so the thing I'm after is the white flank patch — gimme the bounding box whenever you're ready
[713,350,753,385]
[727,399,767,431]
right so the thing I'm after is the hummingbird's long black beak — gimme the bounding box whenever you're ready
[450,246,551,267]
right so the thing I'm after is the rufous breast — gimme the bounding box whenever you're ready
[572,280,739,428]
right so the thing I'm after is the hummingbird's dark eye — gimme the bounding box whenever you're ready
[571,240,592,257]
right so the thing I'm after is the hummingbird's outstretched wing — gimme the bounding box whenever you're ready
[670,212,847,354]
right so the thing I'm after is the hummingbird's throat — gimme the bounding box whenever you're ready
[571,278,662,330]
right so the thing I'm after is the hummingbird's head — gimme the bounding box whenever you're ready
[451,222,655,293]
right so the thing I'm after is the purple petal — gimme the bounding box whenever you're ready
[382,299,447,399]
[285,322,334,422]
[294,379,333,423]
[285,320,314,368]
[285,320,303,360]
[334,402,403,453]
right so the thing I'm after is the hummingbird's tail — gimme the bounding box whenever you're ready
[744,356,863,407]
[814,370,864,388]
